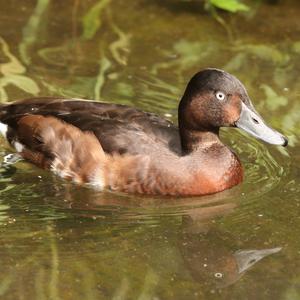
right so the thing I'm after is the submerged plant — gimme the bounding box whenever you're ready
[19,0,50,65]
[205,0,249,13]
[0,37,39,102]
[82,0,111,40]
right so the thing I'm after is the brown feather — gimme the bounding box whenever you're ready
[17,115,107,185]
[12,115,242,195]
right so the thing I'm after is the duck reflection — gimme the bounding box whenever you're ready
[49,181,282,290]
[179,204,281,288]
[1,170,283,294]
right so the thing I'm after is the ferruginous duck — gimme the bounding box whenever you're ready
[0,69,288,196]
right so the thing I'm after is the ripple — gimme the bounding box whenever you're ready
[0,121,292,229]
[223,129,291,200]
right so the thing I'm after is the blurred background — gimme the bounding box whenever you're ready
[0,0,299,299]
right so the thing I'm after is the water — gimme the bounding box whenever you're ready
[0,0,299,299]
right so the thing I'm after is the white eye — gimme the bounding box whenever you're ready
[216,91,225,101]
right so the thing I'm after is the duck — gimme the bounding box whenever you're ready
[0,68,288,196]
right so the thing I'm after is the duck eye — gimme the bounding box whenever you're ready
[216,91,225,101]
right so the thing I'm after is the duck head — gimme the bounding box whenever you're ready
[178,68,288,151]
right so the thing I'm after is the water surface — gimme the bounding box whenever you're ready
[0,0,299,299]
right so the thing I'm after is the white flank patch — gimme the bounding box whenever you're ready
[13,141,24,152]
[0,122,8,139]
[51,158,74,181]
[51,159,65,177]
[3,153,22,164]
[51,158,106,190]
[89,167,105,190]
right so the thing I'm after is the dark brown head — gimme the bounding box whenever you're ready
[178,68,288,149]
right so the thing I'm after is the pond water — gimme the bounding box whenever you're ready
[0,0,299,299]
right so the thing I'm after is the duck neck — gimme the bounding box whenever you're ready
[179,127,220,154]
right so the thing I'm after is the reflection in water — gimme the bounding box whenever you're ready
[0,37,39,101]
[180,209,281,289]
[0,185,284,299]
[82,0,111,40]
[19,0,50,65]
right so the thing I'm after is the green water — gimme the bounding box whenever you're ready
[0,0,299,299]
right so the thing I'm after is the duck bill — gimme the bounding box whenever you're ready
[236,102,288,146]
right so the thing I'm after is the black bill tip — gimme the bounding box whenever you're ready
[282,136,288,147]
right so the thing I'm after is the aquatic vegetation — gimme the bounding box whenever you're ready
[0,37,39,101]
[82,0,111,40]
[260,84,288,111]
[108,13,131,66]
[206,0,249,13]
[94,53,111,100]
[205,0,281,13]
[19,0,50,65]
[151,40,218,77]
[292,41,300,54]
